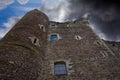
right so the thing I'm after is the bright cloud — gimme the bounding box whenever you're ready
[15,7,39,12]
[0,16,21,38]
[17,0,29,5]
[40,0,70,22]
[0,29,6,39]
[0,0,30,10]
[3,16,20,29]
[0,0,14,10]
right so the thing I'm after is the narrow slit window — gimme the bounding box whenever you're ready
[54,62,67,76]
[95,41,102,45]
[50,35,58,40]
[33,38,37,43]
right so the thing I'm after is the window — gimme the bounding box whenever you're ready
[50,24,56,29]
[50,34,58,40]
[33,38,37,44]
[95,41,102,46]
[54,62,67,76]
[112,43,115,46]
[28,37,40,47]
[75,35,82,40]
[38,24,46,32]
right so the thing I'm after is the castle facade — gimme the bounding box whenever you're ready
[0,9,120,80]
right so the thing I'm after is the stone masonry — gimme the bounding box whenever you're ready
[0,9,120,80]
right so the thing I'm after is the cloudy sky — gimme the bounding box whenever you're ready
[0,0,120,41]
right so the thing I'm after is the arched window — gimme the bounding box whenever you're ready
[54,62,67,76]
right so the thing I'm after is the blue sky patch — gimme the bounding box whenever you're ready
[0,0,42,38]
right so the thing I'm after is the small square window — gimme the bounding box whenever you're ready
[54,62,67,76]
[51,25,56,29]
[50,35,58,40]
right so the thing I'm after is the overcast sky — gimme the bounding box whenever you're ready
[0,0,120,41]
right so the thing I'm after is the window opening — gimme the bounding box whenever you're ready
[33,38,37,43]
[38,24,46,32]
[50,34,58,40]
[41,26,44,29]
[51,25,56,29]
[28,37,40,47]
[54,62,67,76]
[112,43,115,46]
[95,41,103,45]
[75,35,82,40]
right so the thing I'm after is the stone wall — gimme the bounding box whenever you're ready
[45,21,120,80]
[0,9,120,80]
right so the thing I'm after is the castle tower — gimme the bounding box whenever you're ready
[45,21,120,79]
[0,10,120,80]
[0,9,49,80]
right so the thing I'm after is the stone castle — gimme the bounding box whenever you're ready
[0,9,120,80]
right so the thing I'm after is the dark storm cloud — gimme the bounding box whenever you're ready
[68,0,120,41]
[40,0,120,41]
